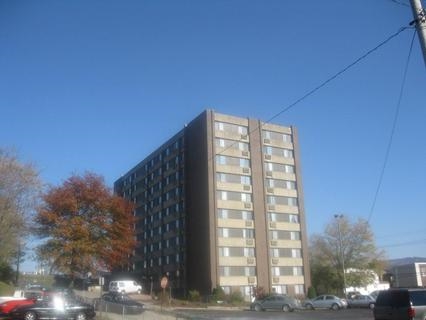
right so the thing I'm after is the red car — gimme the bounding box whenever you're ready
[0,298,35,317]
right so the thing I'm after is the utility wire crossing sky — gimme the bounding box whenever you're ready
[1,1,425,271]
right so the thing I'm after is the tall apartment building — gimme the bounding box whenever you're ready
[114,110,311,299]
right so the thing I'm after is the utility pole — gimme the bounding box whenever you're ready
[334,214,347,297]
[410,0,426,67]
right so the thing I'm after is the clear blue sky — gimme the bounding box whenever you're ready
[1,1,425,272]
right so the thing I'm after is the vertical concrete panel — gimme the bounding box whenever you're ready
[292,126,311,290]
[184,110,216,296]
[248,119,270,292]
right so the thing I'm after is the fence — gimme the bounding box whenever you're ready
[75,291,188,320]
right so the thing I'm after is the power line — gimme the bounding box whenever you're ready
[264,25,411,125]
[386,0,410,8]
[367,29,417,223]
[376,228,426,239]
[377,238,426,248]
[215,25,412,160]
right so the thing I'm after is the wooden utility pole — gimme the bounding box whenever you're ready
[410,0,426,67]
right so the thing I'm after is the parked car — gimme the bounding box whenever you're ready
[373,288,426,320]
[9,296,96,320]
[0,298,35,317]
[346,291,361,299]
[94,292,144,315]
[42,288,75,300]
[22,290,45,301]
[347,294,376,309]
[369,290,380,299]
[250,294,301,312]
[108,280,142,294]
[304,294,348,310]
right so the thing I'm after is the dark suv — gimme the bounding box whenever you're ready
[373,288,426,320]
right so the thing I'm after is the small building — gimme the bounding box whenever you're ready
[391,262,426,288]
[345,269,389,295]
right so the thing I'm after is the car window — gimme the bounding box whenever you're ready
[391,291,409,308]
[376,291,391,306]
[325,296,334,300]
[410,290,426,306]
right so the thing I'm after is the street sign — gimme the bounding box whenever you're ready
[160,276,168,289]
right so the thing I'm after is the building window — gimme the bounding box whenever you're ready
[294,285,304,295]
[270,230,300,240]
[216,138,249,151]
[291,231,300,240]
[272,266,296,276]
[268,212,299,223]
[215,121,248,135]
[293,266,303,276]
[270,248,301,258]
[219,247,255,257]
[216,173,251,185]
[218,228,255,238]
[217,191,252,202]
[272,285,288,295]
[263,146,294,158]
[222,286,231,295]
[220,266,256,276]
[218,209,253,220]
[292,249,302,258]
[263,130,293,143]
[265,162,294,173]
[267,196,298,207]
[266,179,296,190]
[216,155,250,168]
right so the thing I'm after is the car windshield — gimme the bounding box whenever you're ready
[118,295,131,301]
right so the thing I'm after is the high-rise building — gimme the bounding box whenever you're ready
[114,110,311,300]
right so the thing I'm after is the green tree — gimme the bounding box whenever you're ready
[35,172,136,282]
[0,148,41,276]
[309,216,385,295]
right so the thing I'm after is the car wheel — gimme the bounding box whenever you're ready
[137,289,142,294]
[24,311,37,320]
[254,304,262,312]
[331,303,340,310]
[75,312,87,320]
[305,303,314,310]
[282,304,291,312]
[369,303,375,309]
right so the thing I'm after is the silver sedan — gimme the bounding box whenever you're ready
[347,294,376,309]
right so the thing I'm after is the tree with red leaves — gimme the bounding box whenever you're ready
[35,172,136,279]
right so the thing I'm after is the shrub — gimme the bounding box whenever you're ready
[0,262,14,284]
[229,291,244,304]
[212,287,226,302]
[307,286,317,299]
[188,289,201,302]
[0,281,14,296]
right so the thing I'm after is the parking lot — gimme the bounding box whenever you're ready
[174,308,374,320]
[75,290,375,320]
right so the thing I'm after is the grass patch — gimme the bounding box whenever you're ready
[0,281,15,296]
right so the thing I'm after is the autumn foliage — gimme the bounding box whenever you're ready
[35,173,136,277]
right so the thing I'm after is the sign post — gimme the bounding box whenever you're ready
[160,276,168,312]
[99,277,104,319]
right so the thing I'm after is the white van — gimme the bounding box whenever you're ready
[109,280,142,294]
